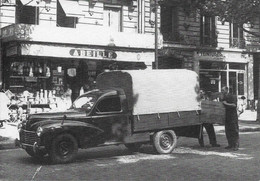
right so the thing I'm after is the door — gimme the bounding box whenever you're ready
[92,96,129,142]
[229,72,237,95]
[229,71,245,96]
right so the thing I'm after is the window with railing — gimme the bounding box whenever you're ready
[200,15,216,47]
[160,5,179,42]
[229,22,245,49]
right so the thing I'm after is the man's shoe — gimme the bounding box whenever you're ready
[212,144,220,147]
[225,146,232,149]
[232,147,239,151]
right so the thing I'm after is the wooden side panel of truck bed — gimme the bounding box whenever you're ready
[133,111,200,132]
[200,100,226,125]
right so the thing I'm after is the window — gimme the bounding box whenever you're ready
[16,0,39,25]
[200,15,216,46]
[160,5,179,41]
[96,97,121,113]
[230,22,245,48]
[57,0,78,28]
[103,6,122,32]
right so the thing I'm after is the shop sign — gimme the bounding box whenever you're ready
[21,44,155,63]
[196,51,225,61]
[69,49,117,60]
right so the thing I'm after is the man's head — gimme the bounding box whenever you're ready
[221,86,229,94]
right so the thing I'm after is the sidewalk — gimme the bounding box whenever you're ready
[0,122,19,150]
[1,110,260,150]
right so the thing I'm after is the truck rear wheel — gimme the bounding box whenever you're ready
[124,143,142,152]
[153,130,177,154]
[49,133,78,164]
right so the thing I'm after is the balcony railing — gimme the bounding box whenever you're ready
[230,37,246,49]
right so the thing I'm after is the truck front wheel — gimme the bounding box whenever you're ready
[153,130,177,154]
[49,133,78,164]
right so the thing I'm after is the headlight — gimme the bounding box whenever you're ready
[36,127,43,137]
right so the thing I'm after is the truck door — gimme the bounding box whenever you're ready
[92,96,129,142]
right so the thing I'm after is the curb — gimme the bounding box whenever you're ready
[0,139,17,150]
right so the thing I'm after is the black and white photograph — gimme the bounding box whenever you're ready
[1,0,260,180]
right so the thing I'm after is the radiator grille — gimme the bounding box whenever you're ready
[20,129,40,146]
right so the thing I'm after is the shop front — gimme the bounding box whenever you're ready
[0,24,156,118]
[195,50,253,107]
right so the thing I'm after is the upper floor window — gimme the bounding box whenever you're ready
[160,5,179,42]
[16,0,39,25]
[57,0,84,28]
[103,5,122,32]
[230,22,245,49]
[200,15,216,47]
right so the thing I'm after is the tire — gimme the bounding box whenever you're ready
[49,133,78,164]
[153,130,177,154]
[124,143,142,152]
[25,147,47,159]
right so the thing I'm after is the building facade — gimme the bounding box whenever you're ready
[159,1,260,108]
[0,0,161,96]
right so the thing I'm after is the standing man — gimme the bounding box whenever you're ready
[199,90,220,147]
[221,86,239,151]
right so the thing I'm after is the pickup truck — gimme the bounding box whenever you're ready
[17,69,225,164]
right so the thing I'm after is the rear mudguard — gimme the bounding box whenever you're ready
[38,120,104,148]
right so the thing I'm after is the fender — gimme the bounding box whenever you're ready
[35,120,104,148]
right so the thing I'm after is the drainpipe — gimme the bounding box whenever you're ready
[154,0,158,69]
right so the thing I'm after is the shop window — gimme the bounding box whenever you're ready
[221,72,227,89]
[103,5,122,32]
[160,5,179,42]
[230,22,245,49]
[16,0,39,25]
[229,63,245,70]
[57,0,78,28]
[199,71,220,93]
[200,15,216,47]
[96,97,121,113]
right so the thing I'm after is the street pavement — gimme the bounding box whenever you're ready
[0,110,260,150]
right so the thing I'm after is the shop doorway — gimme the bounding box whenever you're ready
[229,71,244,96]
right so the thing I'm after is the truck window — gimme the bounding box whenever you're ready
[72,94,96,112]
[96,97,121,113]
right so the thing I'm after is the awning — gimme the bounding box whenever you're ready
[59,0,85,18]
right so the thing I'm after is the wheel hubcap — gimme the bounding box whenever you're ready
[59,141,70,156]
[160,133,173,150]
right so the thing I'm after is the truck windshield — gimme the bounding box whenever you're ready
[72,94,97,112]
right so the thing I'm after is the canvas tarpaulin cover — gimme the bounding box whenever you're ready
[96,69,201,115]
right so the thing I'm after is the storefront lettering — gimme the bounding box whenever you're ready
[197,51,224,58]
[69,49,117,59]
